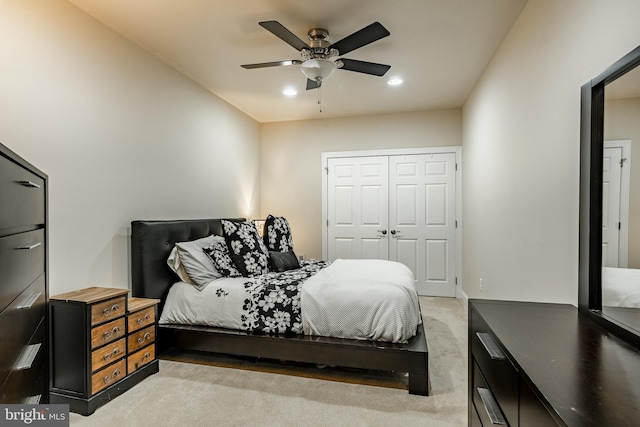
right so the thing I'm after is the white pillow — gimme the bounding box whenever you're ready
[167,246,193,284]
[171,234,225,290]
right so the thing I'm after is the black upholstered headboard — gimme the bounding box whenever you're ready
[130,218,244,305]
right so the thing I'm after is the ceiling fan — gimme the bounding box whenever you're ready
[241,20,391,90]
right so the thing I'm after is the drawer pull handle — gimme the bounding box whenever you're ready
[17,180,41,188]
[476,332,505,360]
[103,348,121,361]
[477,387,507,425]
[143,352,151,360]
[15,343,41,371]
[103,304,120,317]
[17,292,41,310]
[16,242,42,250]
[137,313,151,325]
[103,368,121,385]
[24,395,42,405]
[103,326,121,341]
[137,332,152,345]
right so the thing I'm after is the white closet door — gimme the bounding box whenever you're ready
[602,147,622,267]
[389,153,457,297]
[327,156,389,260]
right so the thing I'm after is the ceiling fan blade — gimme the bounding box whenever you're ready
[330,22,390,56]
[241,60,302,69]
[259,21,309,51]
[306,79,321,90]
[339,58,390,76]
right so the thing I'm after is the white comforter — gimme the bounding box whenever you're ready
[602,266,640,307]
[301,259,421,342]
[159,259,421,343]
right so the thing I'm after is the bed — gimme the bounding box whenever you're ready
[130,218,429,395]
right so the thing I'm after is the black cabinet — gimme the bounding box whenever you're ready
[0,142,48,404]
[469,299,640,426]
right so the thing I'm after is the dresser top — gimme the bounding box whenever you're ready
[470,299,640,427]
[51,286,129,304]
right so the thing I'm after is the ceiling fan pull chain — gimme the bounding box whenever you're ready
[317,83,322,113]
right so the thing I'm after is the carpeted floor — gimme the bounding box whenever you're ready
[69,297,468,427]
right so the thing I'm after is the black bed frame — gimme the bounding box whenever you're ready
[130,218,429,395]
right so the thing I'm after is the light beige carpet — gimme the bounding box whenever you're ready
[69,297,468,427]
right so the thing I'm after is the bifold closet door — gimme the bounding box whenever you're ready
[326,152,457,297]
[389,153,456,297]
[326,156,389,260]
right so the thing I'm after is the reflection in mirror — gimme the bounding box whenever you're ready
[602,65,640,329]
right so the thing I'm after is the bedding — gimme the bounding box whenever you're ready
[602,266,640,307]
[159,258,421,343]
[221,219,269,277]
[170,234,225,290]
[263,214,294,252]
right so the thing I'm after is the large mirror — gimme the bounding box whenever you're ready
[580,44,640,347]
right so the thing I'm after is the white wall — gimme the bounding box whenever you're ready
[463,0,640,303]
[0,0,260,295]
[260,109,461,260]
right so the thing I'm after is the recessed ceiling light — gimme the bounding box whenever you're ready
[283,87,297,96]
[387,77,404,86]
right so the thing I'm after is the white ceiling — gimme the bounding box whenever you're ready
[66,0,527,123]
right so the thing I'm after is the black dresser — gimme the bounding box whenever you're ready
[0,142,48,404]
[469,299,640,426]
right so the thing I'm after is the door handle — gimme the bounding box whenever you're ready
[377,229,387,235]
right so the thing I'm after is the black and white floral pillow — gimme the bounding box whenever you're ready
[221,219,269,277]
[264,215,294,252]
[202,241,242,278]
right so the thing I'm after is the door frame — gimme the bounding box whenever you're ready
[604,140,631,267]
[321,146,463,298]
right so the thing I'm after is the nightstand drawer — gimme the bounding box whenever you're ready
[127,344,155,375]
[91,338,126,372]
[0,229,45,313]
[91,317,126,349]
[91,296,126,326]
[128,325,155,353]
[91,359,126,395]
[471,310,518,425]
[0,154,45,232]
[128,306,155,333]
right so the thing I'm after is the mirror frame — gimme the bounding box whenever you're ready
[579,44,640,347]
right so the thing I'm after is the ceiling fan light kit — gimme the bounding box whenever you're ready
[241,20,392,110]
[300,58,341,83]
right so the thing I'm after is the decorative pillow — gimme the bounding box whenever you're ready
[263,215,294,252]
[268,250,300,273]
[202,241,242,278]
[221,219,269,277]
[175,235,224,290]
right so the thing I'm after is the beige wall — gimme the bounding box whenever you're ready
[605,97,640,267]
[260,110,462,259]
[0,0,260,295]
[462,0,640,303]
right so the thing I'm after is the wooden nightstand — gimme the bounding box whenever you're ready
[49,287,160,415]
